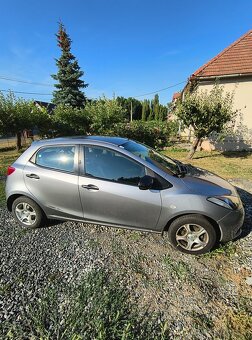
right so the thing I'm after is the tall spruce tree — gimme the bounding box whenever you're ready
[51,22,88,108]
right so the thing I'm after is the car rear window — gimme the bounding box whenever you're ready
[34,145,75,172]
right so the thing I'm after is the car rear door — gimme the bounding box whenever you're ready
[23,144,83,219]
[78,145,162,230]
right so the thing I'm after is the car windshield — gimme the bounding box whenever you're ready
[121,140,178,175]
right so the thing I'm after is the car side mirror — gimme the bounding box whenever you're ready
[138,175,154,190]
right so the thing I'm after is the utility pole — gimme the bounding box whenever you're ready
[130,101,133,122]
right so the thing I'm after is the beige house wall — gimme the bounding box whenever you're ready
[183,76,252,151]
[197,76,252,131]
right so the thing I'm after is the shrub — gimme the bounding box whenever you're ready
[87,97,126,134]
[52,104,90,136]
[107,120,179,148]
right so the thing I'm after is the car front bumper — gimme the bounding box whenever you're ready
[218,206,245,242]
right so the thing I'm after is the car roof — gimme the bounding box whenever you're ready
[35,135,129,146]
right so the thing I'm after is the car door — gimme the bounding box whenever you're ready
[78,145,162,230]
[23,144,83,219]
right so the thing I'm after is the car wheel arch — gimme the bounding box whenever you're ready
[7,193,46,218]
[7,194,22,211]
[163,213,221,241]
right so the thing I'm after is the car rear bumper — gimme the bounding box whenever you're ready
[218,206,245,242]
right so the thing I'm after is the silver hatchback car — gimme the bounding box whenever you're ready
[5,136,244,255]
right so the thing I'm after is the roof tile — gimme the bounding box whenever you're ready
[191,30,252,78]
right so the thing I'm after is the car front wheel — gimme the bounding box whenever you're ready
[167,215,217,255]
[12,196,45,229]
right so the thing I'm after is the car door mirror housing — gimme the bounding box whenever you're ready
[138,175,154,190]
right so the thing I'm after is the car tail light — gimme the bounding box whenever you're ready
[7,166,16,176]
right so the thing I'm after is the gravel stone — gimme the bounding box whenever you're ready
[0,177,252,337]
[0,213,107,323]
[246,277,252,286]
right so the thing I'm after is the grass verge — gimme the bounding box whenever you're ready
[163,149,252,180]
[0,147,25,206]
[1,270,169,339]
[0,181,5,207]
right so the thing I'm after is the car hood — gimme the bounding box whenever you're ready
[180,165,237,197]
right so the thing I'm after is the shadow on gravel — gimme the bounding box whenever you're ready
[26,219,64,231]
[236,187,252,239]
[42,219,64,228]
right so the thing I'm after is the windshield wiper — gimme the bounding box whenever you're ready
[172,159,188,177]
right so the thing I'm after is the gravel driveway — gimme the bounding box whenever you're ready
[0,179,251,338]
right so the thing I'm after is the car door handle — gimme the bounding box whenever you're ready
[26,173,40,179]
[81,184,99,191]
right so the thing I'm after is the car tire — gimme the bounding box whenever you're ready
[12,196,45,229]
[167,214,217,255]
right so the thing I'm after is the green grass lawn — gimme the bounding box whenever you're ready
[163,148,252,181]
[0,147,252,207]
[0,148,22,176]
[0,147,23,206]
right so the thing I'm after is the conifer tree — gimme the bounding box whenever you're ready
[142,99,150,121]
[51,22,88,108]
[153,94,160,120]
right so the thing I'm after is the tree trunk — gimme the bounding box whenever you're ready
[187,137,201,159]
[16,131,22,151]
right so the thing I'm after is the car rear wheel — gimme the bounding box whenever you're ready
[12,196,45,228]
[167,215,217,255]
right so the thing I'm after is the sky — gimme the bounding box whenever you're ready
[0,0,251,104]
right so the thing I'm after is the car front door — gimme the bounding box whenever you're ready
[23,144,83,219]
[78,145,162,230]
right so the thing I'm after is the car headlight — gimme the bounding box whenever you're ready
[207,195,241,210]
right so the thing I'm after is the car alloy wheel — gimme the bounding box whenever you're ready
[175,223,209,251]
[167,214,217,255]
[12,196,45,229]
[15,202,37,226]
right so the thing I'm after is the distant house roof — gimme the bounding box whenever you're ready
[34,101,55,113]
[172,92,181,101]
[190,29,252,79]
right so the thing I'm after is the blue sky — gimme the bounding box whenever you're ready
[0,0,251,104]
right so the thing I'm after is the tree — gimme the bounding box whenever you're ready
[52,104,90,136]
[159,105,168,121]
[51,22,88,108]
[151,94,168,121]
[147,101,154,121]
[174,84,236,159]
[141,99,150,121]
[109,120,179,148]
[0,92,51,150]
[87,97,126,134]
[153,94,160,120]
[116,97,142,121]
[129,98,142,120]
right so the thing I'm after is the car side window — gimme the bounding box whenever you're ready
[34,146,75,172]
[84,146,146,186]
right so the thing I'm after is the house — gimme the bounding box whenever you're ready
[183,29,252,151]
[172,92,181,102]
[34,101,55,114]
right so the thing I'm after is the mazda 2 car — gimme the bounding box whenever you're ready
[5,136,244,255]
